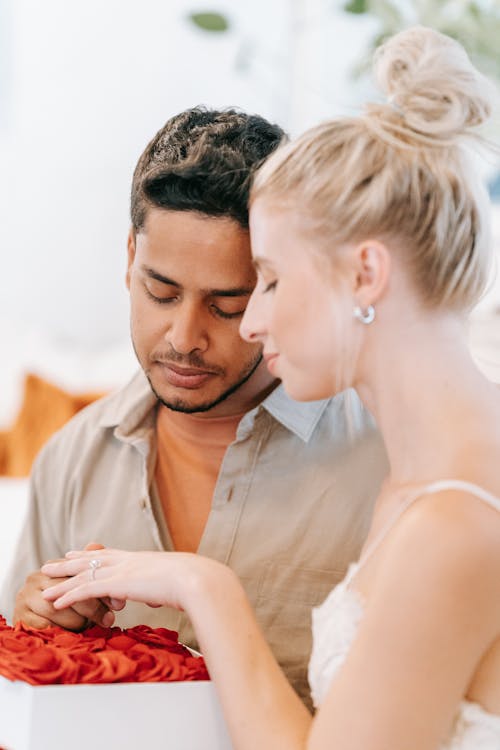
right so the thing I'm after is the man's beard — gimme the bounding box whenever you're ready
[145,352,263,414]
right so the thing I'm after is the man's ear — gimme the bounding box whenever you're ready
[352,239,391,308]
[126,228,136,290]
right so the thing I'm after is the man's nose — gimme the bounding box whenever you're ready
[165,301,208,354]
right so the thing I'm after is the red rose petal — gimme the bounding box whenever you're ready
[0,616,209,686]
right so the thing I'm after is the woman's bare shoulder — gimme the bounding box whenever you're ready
[371,482,500,629]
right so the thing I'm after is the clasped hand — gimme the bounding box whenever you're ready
[14,543,117,630]
[41,548,211,615]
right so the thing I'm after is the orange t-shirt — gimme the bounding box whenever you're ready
[155,406,244,552]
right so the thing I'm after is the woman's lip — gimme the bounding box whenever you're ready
[264,353,279,373]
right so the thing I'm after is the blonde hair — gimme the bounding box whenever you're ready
[251,26,497,311]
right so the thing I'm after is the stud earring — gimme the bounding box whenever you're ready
[353,305,375,325]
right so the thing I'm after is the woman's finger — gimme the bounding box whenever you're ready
[45,576,117,609]
[65,548,118,559]
[42,571,87,600]
[41,558,97,579]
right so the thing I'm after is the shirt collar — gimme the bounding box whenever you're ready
[98,371,329,444]
[97,370,157,440]
[259,384,330,442]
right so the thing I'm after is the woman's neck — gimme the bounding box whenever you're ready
[355,312,500,487]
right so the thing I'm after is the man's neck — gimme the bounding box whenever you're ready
[186,361,280,419]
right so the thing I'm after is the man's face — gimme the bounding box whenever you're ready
[127,208,270,414]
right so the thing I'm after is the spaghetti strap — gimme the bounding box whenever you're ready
[423,479,500,511]
[352,479,500,581]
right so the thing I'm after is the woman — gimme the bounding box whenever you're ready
[43,26,500,749]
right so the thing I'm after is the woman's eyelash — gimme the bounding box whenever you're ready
[263,280,277,293]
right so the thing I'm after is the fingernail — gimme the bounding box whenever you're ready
[102,612,114,627]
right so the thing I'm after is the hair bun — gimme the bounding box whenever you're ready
[373,26,494,141]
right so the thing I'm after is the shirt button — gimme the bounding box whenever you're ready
[140,498,147,510]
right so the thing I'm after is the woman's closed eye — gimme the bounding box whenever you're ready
[263,280,277,293]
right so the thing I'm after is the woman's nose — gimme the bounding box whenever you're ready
[240,288,266,343]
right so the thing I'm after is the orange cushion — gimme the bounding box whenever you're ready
[0,373,105,477]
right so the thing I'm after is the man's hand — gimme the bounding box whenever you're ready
[13,543,115,630]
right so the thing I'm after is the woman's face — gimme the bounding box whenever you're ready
[240,199,355,401]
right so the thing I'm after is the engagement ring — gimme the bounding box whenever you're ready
[88,558,102,581]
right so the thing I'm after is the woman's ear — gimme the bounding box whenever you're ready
[351,239,391,307]
[126,228,136,290]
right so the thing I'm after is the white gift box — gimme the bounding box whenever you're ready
[0,676,233,750]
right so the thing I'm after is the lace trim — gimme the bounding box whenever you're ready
[309,480,500,745]
[309,578,500,747]
[444,700,500,749]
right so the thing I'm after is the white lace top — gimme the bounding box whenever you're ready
[308,480,500,749]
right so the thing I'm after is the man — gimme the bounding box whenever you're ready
[0,107,387,704]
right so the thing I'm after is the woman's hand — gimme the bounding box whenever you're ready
[43,546,311,750]
[41,548,218,613]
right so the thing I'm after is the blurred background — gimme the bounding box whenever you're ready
[1,0,500,429]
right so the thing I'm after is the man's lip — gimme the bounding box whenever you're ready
[158,362,217,376]
[155,362,218,390]
[263,353,279,363]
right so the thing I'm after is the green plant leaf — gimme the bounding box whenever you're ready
[369,0,404,28]
[468,2,481,21]
[189,12,229,32]
[344,0,500,84]
[343,0,368,14]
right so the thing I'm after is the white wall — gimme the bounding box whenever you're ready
[0,0,291,348]
[0,0,378,350]
[0,0,497,357]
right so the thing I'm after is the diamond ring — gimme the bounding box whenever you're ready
[88,559,102,581]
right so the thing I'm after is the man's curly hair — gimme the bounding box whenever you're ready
[131,107,285,232]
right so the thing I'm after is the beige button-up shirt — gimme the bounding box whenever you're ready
[0,371,387,704]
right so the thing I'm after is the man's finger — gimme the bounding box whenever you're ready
[15,597,88,631]
[17,612,54,629]
[72,598,115,628]
[108,597,126,611]
[18,574,89,631]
